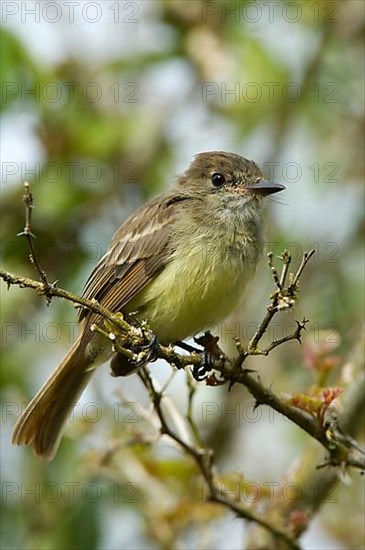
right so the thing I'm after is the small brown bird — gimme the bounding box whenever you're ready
[12,151,284,459]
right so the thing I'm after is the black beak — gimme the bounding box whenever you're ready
[246,180,285,196]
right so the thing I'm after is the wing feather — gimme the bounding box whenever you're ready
[79,193,187,324]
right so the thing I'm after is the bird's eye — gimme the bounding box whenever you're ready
[211,173,225,187]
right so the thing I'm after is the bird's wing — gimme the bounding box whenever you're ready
[79,193,187,323]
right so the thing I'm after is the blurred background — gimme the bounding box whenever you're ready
[1,1,364,549]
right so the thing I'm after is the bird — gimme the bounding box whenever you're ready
[12,151,284,459]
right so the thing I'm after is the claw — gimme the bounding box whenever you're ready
[191,352,214,381]
[110,330,160,377]
[134,331,160,365]
[140,332,158,352]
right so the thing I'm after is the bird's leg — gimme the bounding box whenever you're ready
[175,333,226,383]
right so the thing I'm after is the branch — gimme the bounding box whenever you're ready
[1,266,364,472]
[138,368,300,549]
[16,182,53,304]
[243,250,314,356]
[245,334,365,549]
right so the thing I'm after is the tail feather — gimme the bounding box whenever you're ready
[12,335,95,460]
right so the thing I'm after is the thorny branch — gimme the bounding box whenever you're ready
[1,263,364,474]
[244,250,313,356]
[17,182,53,304]
[2,180,364,472]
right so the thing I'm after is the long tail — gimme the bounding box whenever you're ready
[12,335,96,460]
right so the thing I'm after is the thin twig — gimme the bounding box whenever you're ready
[244,250,313,356]
[262,318,309,355]
[279,249,291,287]
[291,249,315,288]
[186,371,205,447]
[138,368,300,549]
[0,269,132,333]
[16,182,52,303]
[90,323,137,361]
[268,251,282,289]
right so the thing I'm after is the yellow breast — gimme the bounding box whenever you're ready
[130,235,258,343]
